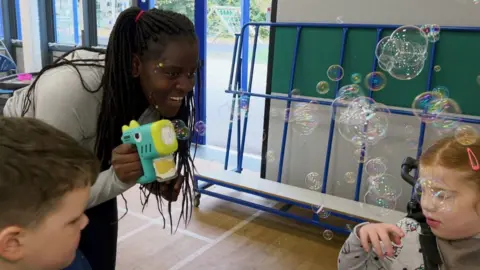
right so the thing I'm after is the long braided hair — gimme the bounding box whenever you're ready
[20,7,200,231]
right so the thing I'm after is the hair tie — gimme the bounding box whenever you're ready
[467,147,479,171]
[135,11,145,23]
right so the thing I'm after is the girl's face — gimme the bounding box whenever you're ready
[419,166,480,240]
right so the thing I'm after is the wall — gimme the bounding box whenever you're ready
[264,0,480,212]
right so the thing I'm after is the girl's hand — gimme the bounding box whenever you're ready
[357,223,405,259]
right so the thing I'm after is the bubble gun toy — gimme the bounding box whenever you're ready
[121,120,178,184]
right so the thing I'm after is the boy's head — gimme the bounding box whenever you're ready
[419,135,480,240]
[0,117,99,270]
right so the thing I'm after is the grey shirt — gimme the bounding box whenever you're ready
[3,49,160,209]
[338,217,480,270]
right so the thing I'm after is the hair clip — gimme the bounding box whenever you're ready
[467,147,479,171]
[135,10,145,23]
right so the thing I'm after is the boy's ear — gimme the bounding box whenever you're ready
[0,226,25,262]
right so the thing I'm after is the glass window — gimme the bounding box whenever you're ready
[96,0,130,46]
[15,0,22,39]
[0,1,4,40]
[53,0,81,44]
[154,0,195,22]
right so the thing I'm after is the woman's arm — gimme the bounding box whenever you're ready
[3,66,135,208]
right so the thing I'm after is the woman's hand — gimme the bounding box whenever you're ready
[111,144,142,185]
[357,223,405,259]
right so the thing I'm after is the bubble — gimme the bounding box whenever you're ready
[434,65,441,72]
[323,230,334,240]
[354,148,368,163]
[477,75,480,86]
[311,196,325,217]
[316,81,330,95]
[266,150,275,162]
[351,73,362,84]
[338,84,362,98]
[337,97,389,146]
[305,172,322,190]
[454,125,478,146]
[368,174,403,200]
[420,24,441,43]
[365,158,387,178]
[291,88,301,97]
[432,86,449,99]
[194,121,206,136]
[327,65,344,81]
[171,119,190,140]
[364,72,387,91]
[405,124,415,135]
[415,178,455,212]
[315,208,331,219]
[378,25,429,80]
[364,191,397,216]
[290,103,320,136]
[336,16,343,23]
[411,91,444,123]
[344,172,356,184]
[430,98,461,129]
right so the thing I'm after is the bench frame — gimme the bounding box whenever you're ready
[193,22,480,234]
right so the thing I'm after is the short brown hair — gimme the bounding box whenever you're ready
[0,117,99,228]
[420,135,480,188]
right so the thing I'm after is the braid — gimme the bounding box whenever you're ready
[95,7,199,232]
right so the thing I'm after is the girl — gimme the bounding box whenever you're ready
[3,7,200,270]
[338,136,480,269]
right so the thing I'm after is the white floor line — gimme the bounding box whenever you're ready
[117,222,155,244]
[167,204,272,270]
[117,207,215,244]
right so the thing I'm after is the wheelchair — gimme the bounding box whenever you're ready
[401,157,442,270]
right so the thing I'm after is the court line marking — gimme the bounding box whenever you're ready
[167,202,274,270]
[117,207,214,244]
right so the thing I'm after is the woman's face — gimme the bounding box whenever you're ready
[136,39,199,118]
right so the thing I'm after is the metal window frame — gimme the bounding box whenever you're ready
[1,0,19,60]
[82,0,98,47]
[38,0,56,66]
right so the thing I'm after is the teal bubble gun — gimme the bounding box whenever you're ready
[121,120,178,185]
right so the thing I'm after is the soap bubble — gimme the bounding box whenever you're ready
[194,121,206,136]
[430,98,461,130]
[364,191,397,216]
[376,26,428,81]
[454,125,478,146]
[411,91,443,123]
[323,230,334,240]
[368,174,403,200]
[365,158,387,178]
[420,24,441,43]
[351,73,362,84]
[327,65,344,81]
[432,86,449,99]
[314,208,331,219]
[354,148,368,163]
[365,72,387,91]
[316,81,330,95]
[337,97,389,146]
[266,150,275,162]
[415,178,455,212]
[336,16,343,23]
[434,65,441,72]
[290,103,320,136]
[171,119,190,140]
[305,172,322,190]
[407,138,418,150]
[477,75,480,86]
[344,172,356,184]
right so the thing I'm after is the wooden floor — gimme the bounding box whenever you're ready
[115,159,349,270]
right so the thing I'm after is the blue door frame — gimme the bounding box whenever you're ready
[138,0,251,146]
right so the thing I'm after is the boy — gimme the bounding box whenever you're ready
[0,117,99,270]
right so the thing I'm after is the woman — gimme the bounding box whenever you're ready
[3,7,200,269]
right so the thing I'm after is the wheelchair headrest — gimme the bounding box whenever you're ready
[401,156,418,187]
